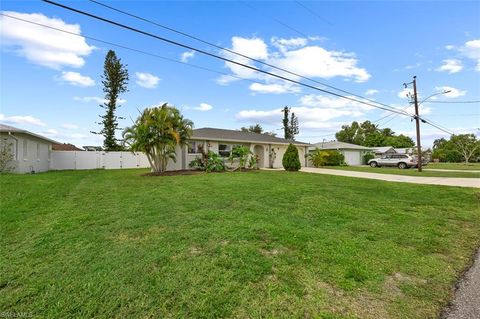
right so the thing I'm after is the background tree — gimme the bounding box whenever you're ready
[335,120,414,148]
[240,124,277,136]
[92,50,129,151]
[431,135,480,163]
[282,106,299,140]
[450,134,480,164]
[123,103,193,174]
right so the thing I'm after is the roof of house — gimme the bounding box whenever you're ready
[191,128,310,146]
[52,143,83,151]
[372,146,395,153]
[0,123,59,143]
[310,141,373,151]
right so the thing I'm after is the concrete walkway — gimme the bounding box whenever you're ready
[424,168,480,173]
[299,167,480,188]
[442,249,480,319]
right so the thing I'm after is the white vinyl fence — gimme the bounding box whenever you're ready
[50,151,151,170]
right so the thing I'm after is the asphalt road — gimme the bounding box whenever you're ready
[442,249,480,319]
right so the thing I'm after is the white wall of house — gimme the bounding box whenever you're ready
[1,133,51,173]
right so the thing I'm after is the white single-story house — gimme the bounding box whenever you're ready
[0,124,57,173]
[181,128,310,169]
[309,141,373,166]
[372,146,396,157]
[1,125,310,172]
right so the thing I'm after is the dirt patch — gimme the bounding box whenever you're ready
[260,247,288,257]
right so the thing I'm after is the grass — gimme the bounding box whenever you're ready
[1,169,480,318]
[427,162,480,171]
[321,165,480,178]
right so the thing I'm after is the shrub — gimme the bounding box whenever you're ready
[229,145,252,169]
[363,152,375,164]
[282,143,301,171]
[0,140,16,172]
[189,151,225,172]
[309,149,345,167]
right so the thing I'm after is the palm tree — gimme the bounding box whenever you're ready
[123,103,193,173]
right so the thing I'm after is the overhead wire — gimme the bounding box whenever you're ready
[42,0,414,118]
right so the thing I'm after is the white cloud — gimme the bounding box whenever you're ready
[300,94,374,111]
[73,96,126,105]
[0,113,46,126]
[180,50,195,63]
[220,36,370,92]
[435,86,466,98]
[365,89,379,96]
[195,103,213,111]
[60,123,78,130]
[436,59,463,73]
[460,39,480,59]
[230,36,269,60]
[445,45,455,50]
[249,82,300,94]
[60,71,95,87]
[42,128,58,135]
[236,107,363,129]
[0,11,94,69]
[135,72,160,88]
[271,37,308,52]
[270,46,370,82]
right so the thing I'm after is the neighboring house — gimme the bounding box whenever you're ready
[309,141,373,166]
[0,124,57,173]
[53,143,83,151]
[372,146,396,157]
[184,128,310,169]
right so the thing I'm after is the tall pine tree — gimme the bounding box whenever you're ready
[93,50,129,151]
[282,106,299,140]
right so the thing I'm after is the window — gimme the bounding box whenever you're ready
[36,143,40,159]
[188,141,204,154]
[218,144,232,157]
[23,140,28,159]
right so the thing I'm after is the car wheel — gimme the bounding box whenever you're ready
[398,162,407,169]
[370,161,378,168]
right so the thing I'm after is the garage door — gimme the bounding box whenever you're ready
[343,151,361,166]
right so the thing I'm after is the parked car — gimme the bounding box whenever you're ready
[368,154,425,169]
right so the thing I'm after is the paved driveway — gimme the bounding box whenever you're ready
[300,167,480,188]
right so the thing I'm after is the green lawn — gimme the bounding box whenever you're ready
[427,162,480,171]
[1,169,479,318]
[322,165,480,178]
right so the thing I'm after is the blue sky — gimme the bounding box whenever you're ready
[1,0,479,147]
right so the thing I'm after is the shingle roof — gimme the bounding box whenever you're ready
[191,128,309,146]
[311,141,373,151]
[372,146,395,153]
[52,143,83,151]
[0,123,59,143]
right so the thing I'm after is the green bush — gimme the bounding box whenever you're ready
[282,143,301,171]
[189,151,225,172]
[228,145,252,169]
[309,149,345,167]
[363,152,375,164]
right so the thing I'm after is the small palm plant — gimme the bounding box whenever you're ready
[123,103,193,174]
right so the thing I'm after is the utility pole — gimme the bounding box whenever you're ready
[412,76,422,172]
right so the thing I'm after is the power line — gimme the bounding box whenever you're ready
[42,0,413,118]
[294,1,333,26]
[0,13,260,85]
[242,1,309,38]
[424,100,480,104]
[87,0,408,116]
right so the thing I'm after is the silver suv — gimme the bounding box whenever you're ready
[368,154,419,169]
